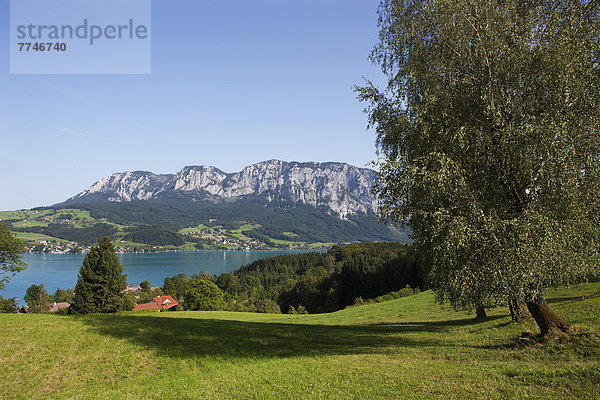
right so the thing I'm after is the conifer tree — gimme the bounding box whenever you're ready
[71,237,127,313]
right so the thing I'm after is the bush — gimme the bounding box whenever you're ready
[374,286,421,303]
[122,293,136,311]
[296,305,308,314]
[352,297,375,307]
[0,296,17,313]
[254,299,281,314]
[397,285,414,298]
[24,283,51,313]
[184,279,225,311]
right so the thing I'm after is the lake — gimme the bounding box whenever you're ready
[2,250,322,304]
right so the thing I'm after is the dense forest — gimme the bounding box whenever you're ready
[122,225,187,246]
[161,242,425,313]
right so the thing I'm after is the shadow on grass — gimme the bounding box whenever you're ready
[79,313,507,360]
[546,292,600,305]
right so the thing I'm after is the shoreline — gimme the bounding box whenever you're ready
[25,247,330,255]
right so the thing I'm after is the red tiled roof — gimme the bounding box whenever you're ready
[132,295,179,311]
[153,295,178,308]
[132,302,162,311]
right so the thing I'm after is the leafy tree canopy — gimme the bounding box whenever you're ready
[140,280,151,292]
[184,279,225,311]
[24,283,51,313]
[0,295,18,313]
[357,0,600,334]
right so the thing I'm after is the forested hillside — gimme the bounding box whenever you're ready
[161,242,424,314]
[3,199,409,251]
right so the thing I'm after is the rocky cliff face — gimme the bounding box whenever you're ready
[64,160,378,217]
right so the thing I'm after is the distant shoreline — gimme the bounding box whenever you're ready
[25,248,330,255]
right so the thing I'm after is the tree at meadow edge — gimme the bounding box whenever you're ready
[0,296,18,313]
[24,283,51,313]
[138,279,152,303]
[71,236,127,313]
[184,279,225,311]
[53,287,74,303]
[357,0,600,335]
[0,222,26,291]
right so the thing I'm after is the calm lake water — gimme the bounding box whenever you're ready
[3,250,322,304]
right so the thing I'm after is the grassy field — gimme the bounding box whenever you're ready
[12,232,70,243]
[1,282,599,399]
[0,210,51,220]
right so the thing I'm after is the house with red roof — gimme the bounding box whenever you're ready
[132,295,179,311]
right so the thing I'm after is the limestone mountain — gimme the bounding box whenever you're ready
[34,160,410,246]
[63,160,378,218]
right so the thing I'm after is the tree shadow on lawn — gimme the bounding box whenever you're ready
[81,313,507,360]
[546,292,600,305]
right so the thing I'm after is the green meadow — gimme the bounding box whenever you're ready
[1,282,599,399]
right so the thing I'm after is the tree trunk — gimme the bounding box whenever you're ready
[509,297,524,322]
[475,304,487,320]
[526,298,569,336]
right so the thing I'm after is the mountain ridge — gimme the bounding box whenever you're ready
[62,160,379,218]
[5,160,409,250]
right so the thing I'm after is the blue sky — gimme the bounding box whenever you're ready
[0,0,386,210]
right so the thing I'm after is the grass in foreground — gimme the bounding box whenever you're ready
[1,282,599,399]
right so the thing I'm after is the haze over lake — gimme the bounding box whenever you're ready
[3,250,322,303]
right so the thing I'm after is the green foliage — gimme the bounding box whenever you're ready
[215,273,242,298]
[184,279,225,311]
[155,243,421,314]
[218,242,422,314]
[71,237,128,313]
[24,283,51,313]
[296,305,308,315]
[137,291,152,304]
[123,225,186,246]
[53,288,74,303]
[163,274,191,304]
[163,277,177,297]
[140,280,151,292]
[374,286,421,304]
[0,222,25,290]
[253,299,282,314]
[14,223,117,245]
[57,197,408,244]
[122,292,136,311]
[0,295,17,313]
[351,297,373,307]
[357,0,600,314]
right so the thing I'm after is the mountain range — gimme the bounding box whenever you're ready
[7,160,408,250]
[63,160,378,218]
